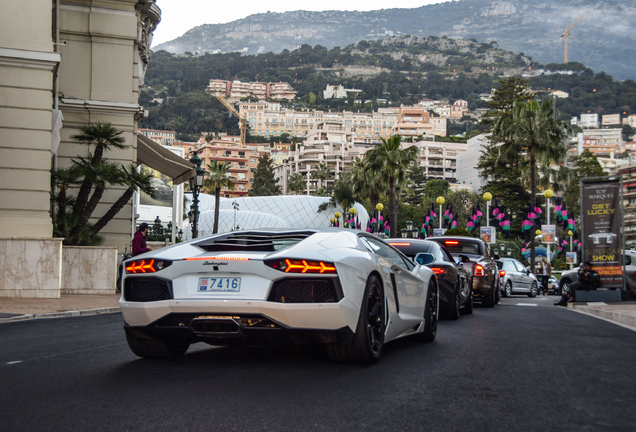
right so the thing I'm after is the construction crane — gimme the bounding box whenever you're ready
[561,15,584,63]
[215,95,247,145]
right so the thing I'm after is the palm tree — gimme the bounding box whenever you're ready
[311,162,333,191]
[364,135,418,237]
[493,98,570,270]
[287,173,306,195]
[350,157,383,207]
[203,161,235,234]
[91,164,156,234]
[70,122,127,218]
[318,172,358,216]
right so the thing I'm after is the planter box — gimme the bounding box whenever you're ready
[0,238,63,298]
[62,246,117,295]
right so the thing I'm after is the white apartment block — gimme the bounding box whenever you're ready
[579,113,600,128]
[207,79,296,101]
[139,128,176,146]
[456,134,489,192]
[324,84,363,99]
[581,128,625,156]
[624,114,636,128]
[411,140,467,184]
[276,121,369,194]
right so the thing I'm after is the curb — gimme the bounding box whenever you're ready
[0,307,121,324]
[570,305,636,331]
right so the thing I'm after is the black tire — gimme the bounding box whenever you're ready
[528,281,538,297]
[482,280,496,307]
[125,328,189,359]
[326,275,385,364]
[495,282,501,304]
[446,283,461,320]
[504,281,512,297]
[417,279,438,342]
[461,287,474,315]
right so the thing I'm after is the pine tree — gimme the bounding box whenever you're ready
[249,154,282,196]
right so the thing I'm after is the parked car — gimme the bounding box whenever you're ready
[496,258,539,297]
[386,239,473,319]
[427,236,499,307]
[120,229,439,364]
[559,250,636,296]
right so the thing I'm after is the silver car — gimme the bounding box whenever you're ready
[558,250,636,296]
[497,258,539,297]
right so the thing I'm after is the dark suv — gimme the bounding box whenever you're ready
[428,236,499,307]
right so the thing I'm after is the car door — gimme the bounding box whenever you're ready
[361,237,427,336]
[624,252,636,290]
[512,259,531,291]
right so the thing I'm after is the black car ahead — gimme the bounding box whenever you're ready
[386,239,473,319]
[427,236,500,307]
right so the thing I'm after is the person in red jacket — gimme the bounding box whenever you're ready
[132,222,152,256]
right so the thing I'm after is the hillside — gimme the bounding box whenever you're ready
[154,0,636,80]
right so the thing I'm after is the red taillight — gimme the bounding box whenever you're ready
[474,264,484,276]
[499,270,506,278]
[126,259,157,274]
[445,241,459,245]
[184,256,250,261]
[431,267,446,275]
[266,259,337,274]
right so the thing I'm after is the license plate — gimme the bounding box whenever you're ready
[198,277,241,292]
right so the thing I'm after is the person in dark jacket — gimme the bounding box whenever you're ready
[555,261,600,306]
[132,222,152,256]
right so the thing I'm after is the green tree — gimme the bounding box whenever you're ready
[249,154,282,196]
[203,161,236,234]
[318,172,359,216]
[424,179,450,199]
[365,135,418,237]
[51,123,155,245]
[287,173,306,195]
[311,162,333,190]
[351,157,384,209]
[493,98,570,270]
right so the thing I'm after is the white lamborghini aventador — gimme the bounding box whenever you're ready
[120,229,438,363]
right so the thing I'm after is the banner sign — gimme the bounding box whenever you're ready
[541,224,555,243]
[581,179,623,289]
[566,252,578,265]
[480,226,496,244]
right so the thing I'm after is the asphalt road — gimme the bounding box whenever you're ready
[1,296,635,432]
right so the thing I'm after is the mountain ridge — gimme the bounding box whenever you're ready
[154,0,636,80]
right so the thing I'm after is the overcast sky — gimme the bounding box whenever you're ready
[152,0,450,46]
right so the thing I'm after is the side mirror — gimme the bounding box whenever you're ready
[458,254,470,263]
[415,252,435,266]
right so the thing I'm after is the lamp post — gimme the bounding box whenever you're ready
[189,151,205,239]
[334,211,341,227]
[349,207,357,229]
[232,200,240,231]
[153,216,162,236]
[435,197,445,229]
[545,189,553,261]
[375,203,384,234]
[483,192,492,226]
[401,228,408,238]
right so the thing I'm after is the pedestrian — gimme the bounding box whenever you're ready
[555,261,599,306]
[132,222,153,256]
[540,257,551,296]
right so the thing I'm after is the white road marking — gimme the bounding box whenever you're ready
[515,303,538,307]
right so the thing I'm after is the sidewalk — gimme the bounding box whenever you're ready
[570,301,636,331]
[0,294,120,323]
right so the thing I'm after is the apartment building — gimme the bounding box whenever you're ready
[581,128,625,156]
[602,114,622,126]
[624,114,636,129]
[192,139,262,197]
[139,128,176,146]
[411,140,467,183]
[238,102,446,144]
[206,79,296,101]
[276,121,370,194]
[579,113,600,128]
[324,84,363,99]
[610,162,636,244]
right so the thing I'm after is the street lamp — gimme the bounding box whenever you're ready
[545,189,554,261]
[435,196,445,229]
[189,151,205,239]
[406,220,413,232]
[349,207,357,229]
[334,211,341,227]
[153,216,162,236]
[568,229,574,251]
[375,203,384,234]
[483,192,492,226]
[401,228,408,238]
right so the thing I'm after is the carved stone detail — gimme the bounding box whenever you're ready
[136,1,161,85]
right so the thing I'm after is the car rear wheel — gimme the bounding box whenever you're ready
[417,279,438,342]
[461,287,474,315]
[504,281,512,297]
[326,275,385,364]
[125,328,189,359]
[528,281,538,297]
[560,280,571,296]
[446,283,461,320]
[482,280,497,307]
